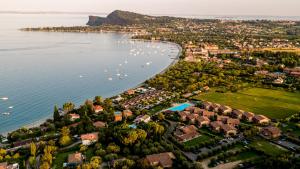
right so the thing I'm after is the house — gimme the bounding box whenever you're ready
[219,105,232,115]
[126,89,135,95]
[178,111,190,121]
[217,115,229,123]
[196,116,210,128]
[93,105,103,113]
[64,152,84,167]
[242,112,255,122]
[93,121,107,128]
[226,118,240,127]
[202,110,215,118]
[203,86,210,92]
[202,101,212,110]
[81,132,99,145]
[69,114,80,121]
[114,111,123,122]
[211,103,221,112]
[0,163,19,169]
[174,125,200,142]
[253,115,270,125]
[232,109,244,119]
[145,152,175,168]
[134,115,151,123]
[261,126,281,139]
[186,113,199,124]
[123,109,133,118]
[210,121,223,132]
[221,124,237,137]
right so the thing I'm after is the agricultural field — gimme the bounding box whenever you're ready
[260,48,300,54]
[193,88,300,119]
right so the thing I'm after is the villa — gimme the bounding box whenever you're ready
[114,111,122,122]
[226,118,240,127]
[123,109,133,118]
[0,163,19,169]
[261,126,281,139]
[80,132,99,145]
[69,114,80,121]
[64,152,84,167]
[174,125,200,142]
[145,152,175,168]
[253,115,270,125]
[196,116,210,128]
[210,121,223,132]
[232,109,244,119]
[134,115,151,124]
[202,110,215,118]
[93,105,103,113]
[219,105,232,115]
[221,124,237,137]
[243,112,255,122]
[93,121,107,128]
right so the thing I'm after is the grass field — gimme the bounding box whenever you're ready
[250,140,288,156]
[183,134,213,147]
[260,48,300,54]
[228,151,260,161]
[193,88,300,119]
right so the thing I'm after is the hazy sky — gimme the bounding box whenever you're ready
[1,0,299,16]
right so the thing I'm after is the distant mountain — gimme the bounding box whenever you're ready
[87,10,179,26]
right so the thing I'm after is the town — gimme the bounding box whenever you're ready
[1,10,300,169]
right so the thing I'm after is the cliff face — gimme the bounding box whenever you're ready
[87,10,176,26]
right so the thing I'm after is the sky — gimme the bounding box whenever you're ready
[0,0,299,16]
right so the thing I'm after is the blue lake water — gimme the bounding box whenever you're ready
[0,14,180,134]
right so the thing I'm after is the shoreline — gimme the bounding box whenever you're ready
[1,31,182,136]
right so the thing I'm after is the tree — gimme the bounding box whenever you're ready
[53,105,61,122]
[59,127,72,146]
[106,143,120,154]
[94,96,103,105]
[40,162,50,169]
[90,156,102,169]
[63,102,75,113]
[30,142,37,156]
[157,112,165,121]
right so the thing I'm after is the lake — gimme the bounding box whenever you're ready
[0,14,180,134]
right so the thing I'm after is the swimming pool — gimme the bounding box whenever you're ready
[168,103,193,111]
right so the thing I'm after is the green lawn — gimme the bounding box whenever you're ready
[193,88,300,119]
[52,145,80,169]
[228,151,260,161]
[250,140,288,156]
[183,134,213,147]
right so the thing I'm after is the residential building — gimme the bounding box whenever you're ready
[145,152,175,168]
[243,112,255,122]
[221,124,237,137]
[202,110,215,118]
[64,152,84,167]
[226,118,240,127]
[93,121,107,128]
[93,105,103,113]
[174,125,200,142]
[123,109,133,118]
[219,105,232,115]
[81,132,99,145]
[196,116,210,128]
[69,113,80,121]
[232,109,244,119]
[134,115,151,123]
[0,163,19,169]
[210,121,223,132]
[114,111,122,122]
[261,126,281,139]
[253,115,270,125]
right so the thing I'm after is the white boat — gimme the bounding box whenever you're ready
[0,97,8,100]
[108,77,113,81]
[116,73,121,76]
[8,106,14,109]
[2,112,10,115]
